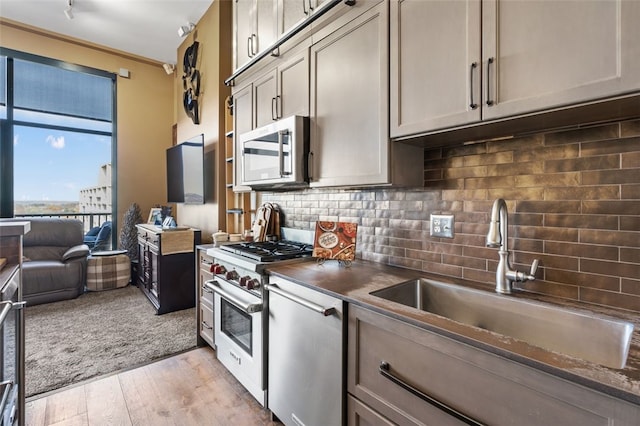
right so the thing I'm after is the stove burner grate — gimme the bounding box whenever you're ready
[220,240,313,262]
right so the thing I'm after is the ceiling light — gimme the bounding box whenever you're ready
[163,63,175,75]
[64,0,74,20]
[178,23,195,38]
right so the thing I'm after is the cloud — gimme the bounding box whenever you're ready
[46,135,65,149]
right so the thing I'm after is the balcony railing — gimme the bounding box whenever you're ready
[14,213,113,234]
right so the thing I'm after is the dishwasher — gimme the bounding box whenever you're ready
[265,277,344,426]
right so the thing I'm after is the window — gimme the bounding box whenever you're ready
[0,49,116,235]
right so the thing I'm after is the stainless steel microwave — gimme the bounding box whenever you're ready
[239,115,309,189]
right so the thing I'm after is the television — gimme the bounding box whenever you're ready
[166,134,205,204]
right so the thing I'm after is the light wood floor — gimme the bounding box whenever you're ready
[25,346,281,426]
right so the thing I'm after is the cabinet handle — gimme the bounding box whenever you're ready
[251,34,258,56]
[379,361,485,426]
[201,320,213,330]
[308,151,314,180]
[308,0,314,12]
[247,36,252,58]
[469,62,478,110]
[265,283,336,316]
[276,95,281,119]
[303,0,309,15]
[271,97,277,121]
[486,57,494,106]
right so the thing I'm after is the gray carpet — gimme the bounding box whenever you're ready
[25,285,196,397]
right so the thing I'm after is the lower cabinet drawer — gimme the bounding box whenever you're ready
[348,305,634,426]
[347,394,394,426]
[199,276,213,309]
[200,303,214,347]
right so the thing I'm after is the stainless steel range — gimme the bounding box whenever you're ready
[205,228,313,407]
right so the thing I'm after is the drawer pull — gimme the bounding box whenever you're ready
[201,321,213,330]
[379,361,485,426]
[265,283,336,316]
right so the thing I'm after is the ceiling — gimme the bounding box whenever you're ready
[0,0,214,65]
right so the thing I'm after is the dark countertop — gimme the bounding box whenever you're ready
[266,258,640,406]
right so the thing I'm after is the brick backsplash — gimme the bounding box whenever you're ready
[262,119,640,312]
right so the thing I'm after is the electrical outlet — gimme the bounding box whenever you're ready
[430,214,454,238]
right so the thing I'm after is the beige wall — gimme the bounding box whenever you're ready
[0,19,174,243]
[174,1,232,242]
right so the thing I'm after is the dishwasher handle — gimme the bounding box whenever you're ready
[0,300,25,327]
[265,283,336,316]
[205,280,263,314]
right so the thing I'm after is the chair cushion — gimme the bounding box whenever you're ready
[24,218,83,248]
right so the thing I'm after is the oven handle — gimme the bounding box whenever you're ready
[0,301,25,327]
[265,283,336,316]
[205,280,263,314]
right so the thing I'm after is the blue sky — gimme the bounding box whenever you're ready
[13,125,111,202]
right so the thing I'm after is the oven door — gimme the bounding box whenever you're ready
[239,115,308,188]
[206,278,266,406]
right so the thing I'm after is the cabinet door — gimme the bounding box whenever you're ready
[277,49,310,118]
[390,0,481,138]
[256,0,278,54]
[233,82,253,191]
[234,0,255,70]
[280,0,307,35]
[483,0,640,120]
[137,239,145,285]
[254,68,278,127]
[349,305,640,426]
[309,1,388,187]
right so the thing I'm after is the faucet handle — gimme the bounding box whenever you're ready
[527,259,540,280]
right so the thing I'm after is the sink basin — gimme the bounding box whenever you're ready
[371,279,634,369]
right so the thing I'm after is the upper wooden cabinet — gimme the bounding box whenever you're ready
[234,0,332,72]
[280,0,331,34]
[309,0,422,188]
[391,0,640,139]
[390,0,481,137]
[234,0,278,71]
[254,48,310,128]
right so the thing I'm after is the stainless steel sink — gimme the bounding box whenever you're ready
[371,279,634,369]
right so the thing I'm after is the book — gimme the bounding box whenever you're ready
[312,221,357,261]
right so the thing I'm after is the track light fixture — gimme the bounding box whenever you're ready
[64,0,74,20]
[178,23,195,38]
[163,63,175,75]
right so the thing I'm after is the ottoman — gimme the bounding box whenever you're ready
[86,250,131,291]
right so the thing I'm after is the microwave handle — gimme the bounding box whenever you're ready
[278,130,290,177]
[308,151,314,181]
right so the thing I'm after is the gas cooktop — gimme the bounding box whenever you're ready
[219,240,313,262]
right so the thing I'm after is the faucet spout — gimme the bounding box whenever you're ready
[486,199,539,294]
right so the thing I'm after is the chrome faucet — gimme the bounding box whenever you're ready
[486,198,539,294]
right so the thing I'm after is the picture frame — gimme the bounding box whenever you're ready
[147,208,162,224]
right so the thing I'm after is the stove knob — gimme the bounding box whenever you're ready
[213,264,226,275]
[246,279,260,290]
[209,263,217,273]
[239,276,251,287]
[225,270,239,281]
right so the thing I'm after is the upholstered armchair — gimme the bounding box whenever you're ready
[21,218,90,305]
[84,221,112,252]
